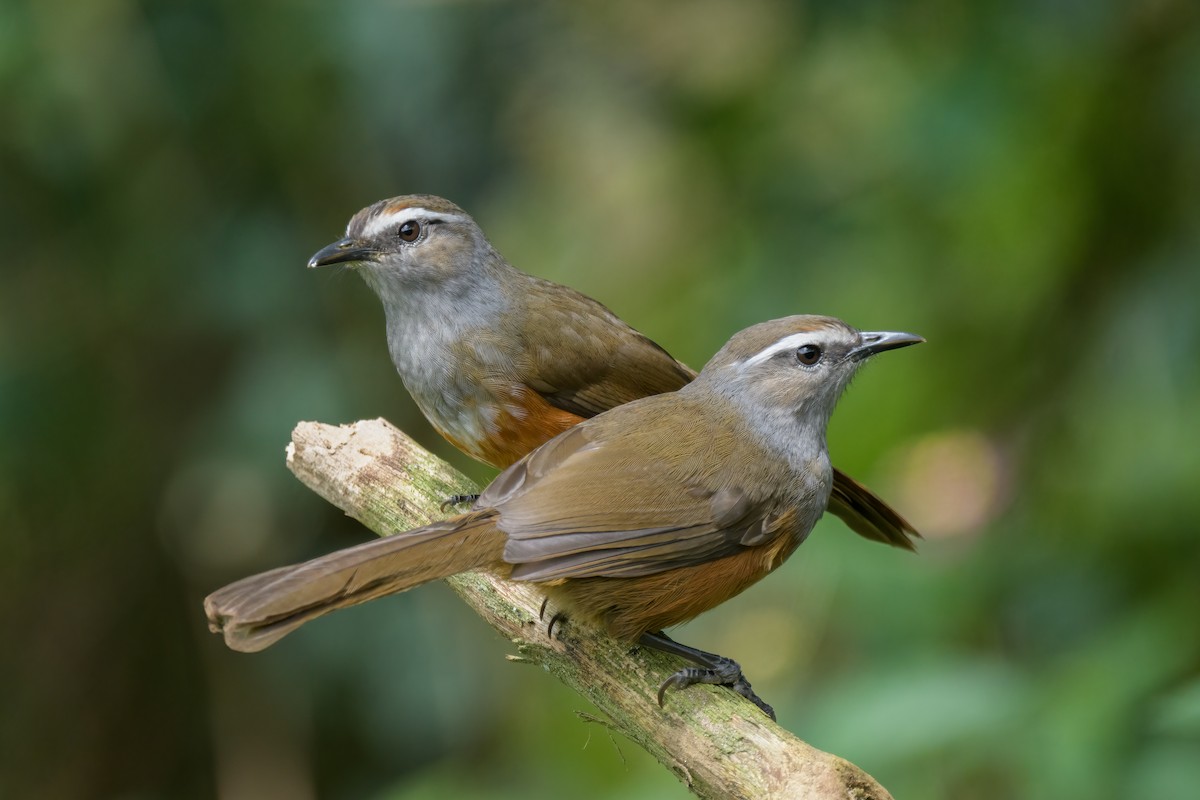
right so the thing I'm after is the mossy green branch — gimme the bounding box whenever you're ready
[286,418,894,800]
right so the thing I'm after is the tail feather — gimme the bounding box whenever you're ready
[828,468,920,551]
[205,510,502,652]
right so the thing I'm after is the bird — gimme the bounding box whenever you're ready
[206,315,924,718]
[307,194,917,550]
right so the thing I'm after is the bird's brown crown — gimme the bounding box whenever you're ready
[703,315,859,371]
[346,194,470,239]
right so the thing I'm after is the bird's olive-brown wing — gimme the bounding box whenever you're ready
[516,280,696,418]
[476,393,807,582]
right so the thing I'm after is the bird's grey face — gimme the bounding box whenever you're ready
[307,199,484,288]
[703,316,924,417]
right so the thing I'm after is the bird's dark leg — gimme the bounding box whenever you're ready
[438,493,480,512]
[638,631,775,720]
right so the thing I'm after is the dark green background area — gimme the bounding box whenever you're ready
[2,2,1198,798]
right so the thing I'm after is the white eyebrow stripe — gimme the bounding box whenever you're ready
[741,332,817,367]
[360,207,468,238]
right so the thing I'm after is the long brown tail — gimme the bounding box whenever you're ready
[204,510,504,652]
[828,468,921,551]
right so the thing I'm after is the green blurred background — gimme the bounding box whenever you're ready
[3,1,1199,798]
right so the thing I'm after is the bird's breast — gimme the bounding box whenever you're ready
[386,315,576,468]
[414,379,585,470]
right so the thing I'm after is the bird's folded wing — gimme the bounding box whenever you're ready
[478,405,793,582]
[519,284,697,418]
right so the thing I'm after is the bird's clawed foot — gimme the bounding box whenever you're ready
[538,596,568,639]
[640,631,776,720]
[439,493,480,512]
[727,676,775,719]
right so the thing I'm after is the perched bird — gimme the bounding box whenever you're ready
[206,316,923,718]
[307,194,916,548]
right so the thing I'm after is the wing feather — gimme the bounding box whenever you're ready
[481,395,793,581]
[517,280,696,418]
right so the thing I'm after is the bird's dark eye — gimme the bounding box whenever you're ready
[796,344,822,366]
[397,220,421,242]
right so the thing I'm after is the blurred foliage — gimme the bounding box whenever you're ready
[2,0,1199,798]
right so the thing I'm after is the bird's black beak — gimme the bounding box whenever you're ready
[307,237,380,269]
[851,330,925,360]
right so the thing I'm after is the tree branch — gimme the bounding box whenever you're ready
[285,418,894,800]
